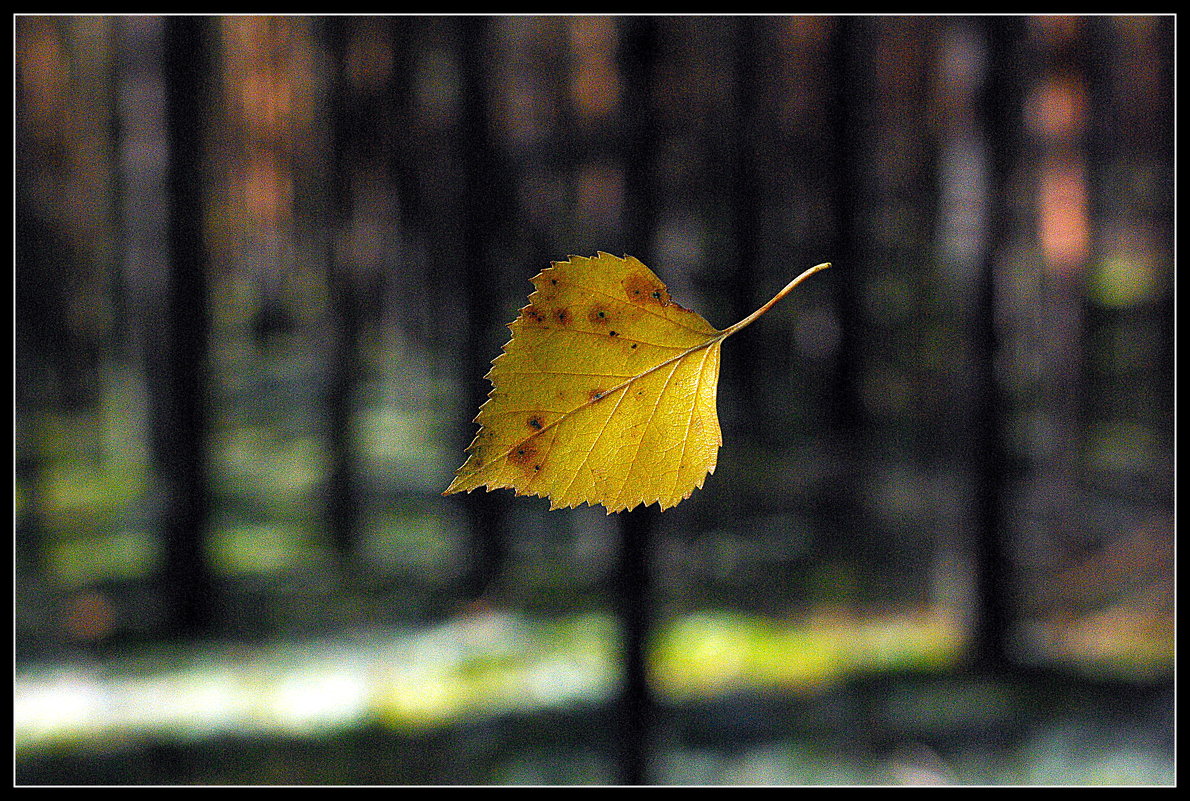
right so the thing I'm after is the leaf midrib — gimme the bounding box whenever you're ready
[478,331,728,469]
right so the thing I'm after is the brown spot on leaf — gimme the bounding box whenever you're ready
[556,308,570,325]
[623,274,670,307]
[527,416,544,431]
[588,305,610,326]
[509,441,538,466]
[589,387,607,402]
[609,330,618,337]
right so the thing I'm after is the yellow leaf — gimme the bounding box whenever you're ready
[445,252,829,513]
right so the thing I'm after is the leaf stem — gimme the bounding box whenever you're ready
[717,262,831,339]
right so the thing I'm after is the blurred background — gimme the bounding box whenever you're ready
[14,14,1173,785]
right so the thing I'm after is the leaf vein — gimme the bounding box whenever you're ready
[671,343,712,503]
[559,377,630,504]
[516,325,689,349]
[614,359,681,510]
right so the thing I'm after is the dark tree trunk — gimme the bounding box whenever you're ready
[827,16,868,439]
[821,17,872,602]
[324,17,362,563]
[1154,18,1174,505]
[969,18,1025,673]
[161,15,215,637]
[387,17,422,238]
[456,16,511,605]
[615,16,661,786]
[724,16,766,445]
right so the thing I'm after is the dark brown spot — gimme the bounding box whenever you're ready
[623,274,670,307]
[630,343,638,349]
[527,416,543,431]
[589,388,606,402]
[588,305,610,326]
[534,464,541,472]
[509,442,538,466]
[609,330,618,337]
[551,279,558,285]
[556,308,570,325]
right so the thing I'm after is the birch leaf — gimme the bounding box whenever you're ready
[444,252,829,513]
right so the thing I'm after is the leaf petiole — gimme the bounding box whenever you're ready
[717,262,831,340]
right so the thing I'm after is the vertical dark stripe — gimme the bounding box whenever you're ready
[324,16,362,561]
[725,16,765,443]
[387,17,422,236]
[616,16,661,786]
[105,18,130,362]
[827,16,867,438]
[1154,17,1174,506]
[457,16,509,604]
[823,17,871,623]
[162,15,214,636]
[969,17,1024,673]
